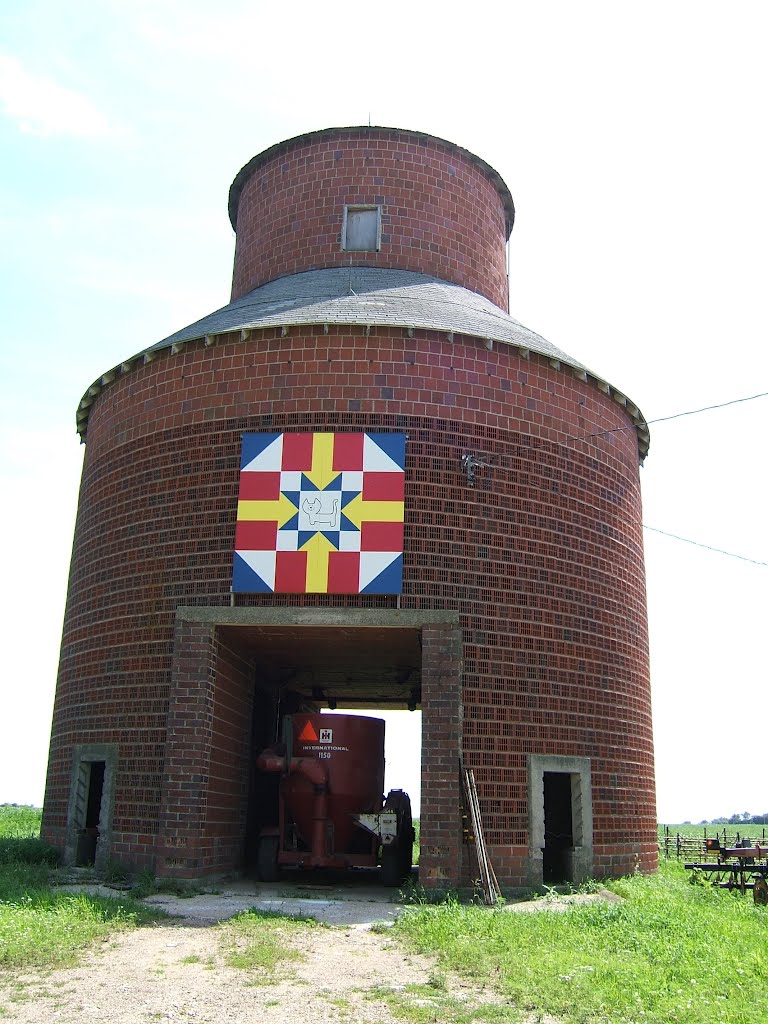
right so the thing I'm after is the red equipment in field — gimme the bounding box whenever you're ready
[255,713,414,886]
[685,838,768,904]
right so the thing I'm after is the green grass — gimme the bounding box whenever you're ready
[217,908,320,981]
[128,866,218,899]
[390,861,768,1024]
[0,805,163,974]
[368,982,511,1023]
[0,891,163,971]
[0,806,42,838]
[0,806,58,867]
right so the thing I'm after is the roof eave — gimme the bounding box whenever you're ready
[75,324,649,461]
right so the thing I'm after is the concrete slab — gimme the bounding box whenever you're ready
[56,876,408,928]
[142,891,404,927]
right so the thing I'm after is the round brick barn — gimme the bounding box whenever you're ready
[42,126,657,887]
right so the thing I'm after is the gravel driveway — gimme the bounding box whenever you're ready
[0,879,574,1022]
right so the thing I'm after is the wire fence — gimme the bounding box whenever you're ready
[659,825,768,861]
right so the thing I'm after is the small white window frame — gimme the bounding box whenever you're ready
[341,205,382,252]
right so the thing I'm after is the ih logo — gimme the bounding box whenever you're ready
[319,728,333,744]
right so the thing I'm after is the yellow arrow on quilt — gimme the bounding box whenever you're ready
[300,531,337,592]
[237,491,298,529]
[342,494,405,531]
[303,433,339,490]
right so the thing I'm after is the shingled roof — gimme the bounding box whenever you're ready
[76,267,649,457]
[151,267,579,360]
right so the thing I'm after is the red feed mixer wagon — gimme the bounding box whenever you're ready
[255,713,414,886]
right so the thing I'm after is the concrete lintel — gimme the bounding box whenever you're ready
[175,606,460,630]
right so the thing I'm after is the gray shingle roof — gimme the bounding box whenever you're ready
[76,267,649,459]
[150,267,584,366]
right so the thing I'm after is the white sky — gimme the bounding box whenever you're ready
[1,1,766,825]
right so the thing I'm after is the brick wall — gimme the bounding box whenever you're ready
[155,619,254,877]
[205,636,254,872]
[419,623,464,886]
[43,323,656,883]
[155,618,217,874]
[230,129,510,309]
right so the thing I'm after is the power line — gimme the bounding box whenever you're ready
[645,390,768,426]
[575,388,768,447]
[643,525,768,567]
[481,390,768,566]
[637,392,768,567]
[640,394,768,566]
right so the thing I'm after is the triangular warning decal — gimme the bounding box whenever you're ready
[297,720,319,742]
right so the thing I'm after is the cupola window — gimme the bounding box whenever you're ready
[342,205,382,251]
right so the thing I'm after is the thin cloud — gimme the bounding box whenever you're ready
[0,54,111,138]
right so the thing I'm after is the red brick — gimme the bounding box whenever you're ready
[42,129,655,887]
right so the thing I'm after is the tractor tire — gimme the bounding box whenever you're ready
[257,835,280,882]
[380,789,414,886]
[380,844,402,887]
[754,875,768,905]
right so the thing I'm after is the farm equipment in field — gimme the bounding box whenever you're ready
[685,838,768,904]
[254,713,414,886]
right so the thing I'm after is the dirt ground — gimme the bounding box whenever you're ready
[2,919,448,1024]
[0,881,583,1023]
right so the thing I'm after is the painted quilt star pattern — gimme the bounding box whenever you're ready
[232,432,406,594]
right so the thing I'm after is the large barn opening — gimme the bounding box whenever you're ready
[234,623,423,886]
[159,608,462,886]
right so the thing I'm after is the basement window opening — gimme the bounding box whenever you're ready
[342,205,382,252]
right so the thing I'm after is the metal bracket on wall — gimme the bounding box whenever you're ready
[461,452,493,487]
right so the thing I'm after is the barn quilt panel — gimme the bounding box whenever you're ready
[232,432,405,594]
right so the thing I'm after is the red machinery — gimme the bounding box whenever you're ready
[685,838,768,904]
[255,713,414,886]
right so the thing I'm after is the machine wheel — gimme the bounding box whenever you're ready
[380,844,402,887]
[380,789,414,886]
[753,876,768,906]
[257,835,280,882]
